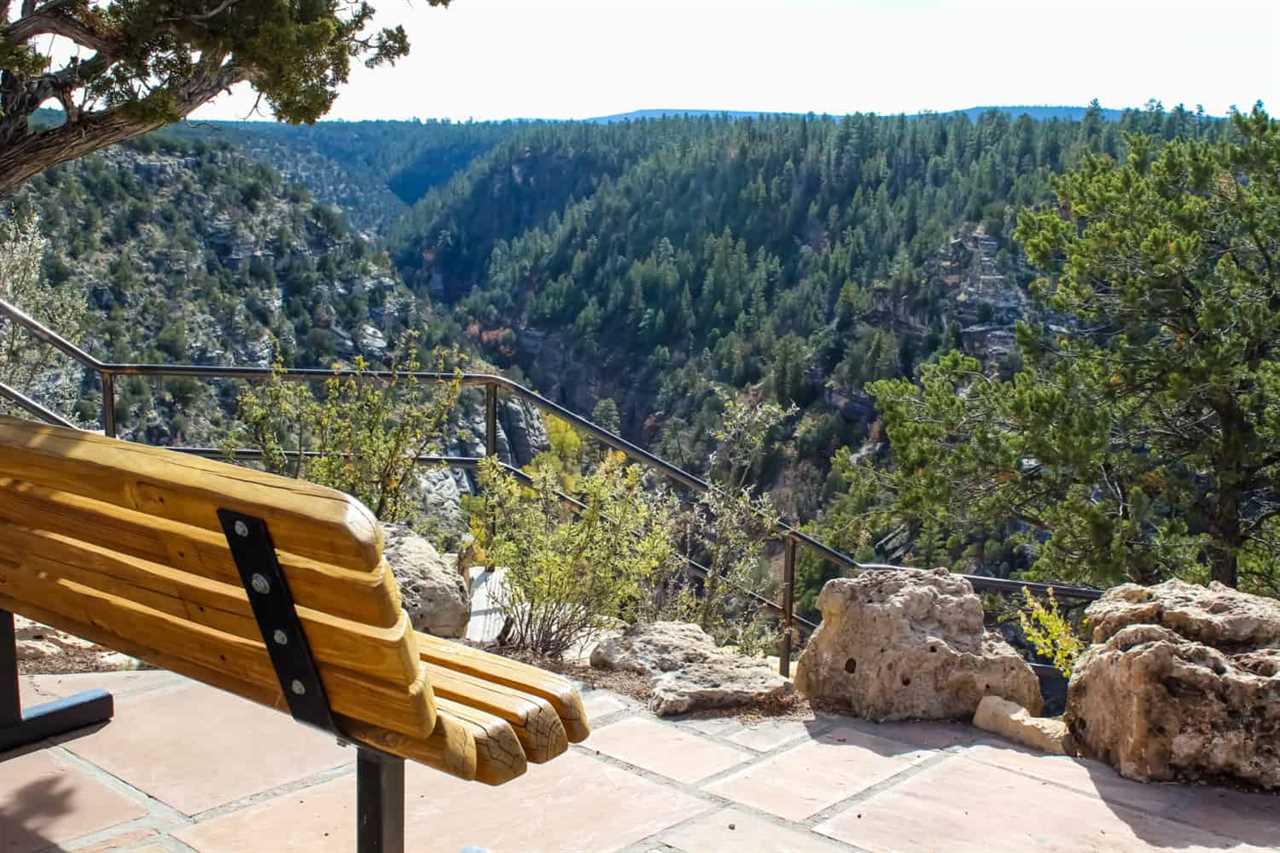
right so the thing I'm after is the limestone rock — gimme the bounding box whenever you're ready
[591,621,793,716]
[1083,578,1280,647]
[973,695,1073,755]
[1067,581,1280,789]
[795,569,1042,721]
[591,621,717,673]
[382,524,470,638]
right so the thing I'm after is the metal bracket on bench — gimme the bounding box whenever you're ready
[217,510,405,853]
[1,609,115,754]
[217,510,341,735]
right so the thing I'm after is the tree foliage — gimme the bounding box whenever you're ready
[833,108,1280,596]
[0,0,443,194]
[0,208,86,419]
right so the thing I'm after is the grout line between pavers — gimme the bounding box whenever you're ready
[573,726,873,853]
[799,746,960,829]
[185,757,357,823]
[48,742,195,829]
[53,813,191,852]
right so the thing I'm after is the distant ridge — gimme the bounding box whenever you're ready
[585,109,792,123]
[586,105,1132,124]
[945,105,1127,122]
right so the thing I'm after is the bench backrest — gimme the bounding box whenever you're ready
[0,417,457,764]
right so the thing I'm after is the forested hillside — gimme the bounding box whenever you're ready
[4,102,1235,594]
[194,119,522,230]
[383,105,1226,519]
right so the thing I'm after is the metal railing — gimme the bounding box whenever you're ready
[0,297,1103,677]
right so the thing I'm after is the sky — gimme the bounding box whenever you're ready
[189,0,1277,123]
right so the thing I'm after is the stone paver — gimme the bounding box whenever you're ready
[4,670,1276,853]
[75,827,163,851]
[0,748,147,853]
[815,755,1269,853]
[659,806,848,853]
[59,681,350,816]
[704,724,926,820]
[587,716,750,784]
[676,716,743,738]
[580,690,628,720]
[725,718,819,752]
[175,752,707,853]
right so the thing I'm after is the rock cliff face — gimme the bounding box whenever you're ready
[1066,580,1280,788]
[12,140,419,447]
[795,569,1042,720]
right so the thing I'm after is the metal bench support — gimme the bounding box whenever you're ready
[358,748,406,853]
[218,510,407,853]
[0,609,114,754]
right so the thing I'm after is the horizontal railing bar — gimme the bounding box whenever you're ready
[0,380,80,429]
[0,300,108,370]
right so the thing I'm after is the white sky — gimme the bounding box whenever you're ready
[188,0,1276,122]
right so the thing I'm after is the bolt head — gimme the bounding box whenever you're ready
[250,574,271,595]
[290,679,306,696]
[234,520,249,538]
[272,629,288,646]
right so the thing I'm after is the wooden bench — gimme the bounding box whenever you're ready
[0,415,589,851]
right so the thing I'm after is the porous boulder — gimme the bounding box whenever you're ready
[591,621,794,716]
[1066,580,1280,788]
[382,524,470,638]
[795,569,1042,720]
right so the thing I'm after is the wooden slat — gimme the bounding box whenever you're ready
[0,565,435,738]
[0,595,485,782]
[434,697,529,785]
[0,416,382,573]
[426,664,567,763]
[416,633,590,742]
[0,522,421,687]
[0,478,402,627]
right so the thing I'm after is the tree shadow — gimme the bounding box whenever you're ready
[963,736,1280,851]
[801,712,986,758]
[0,772,75,853]
[789,709,1278,851]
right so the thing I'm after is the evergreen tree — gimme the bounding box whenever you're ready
[838,108,1280,595]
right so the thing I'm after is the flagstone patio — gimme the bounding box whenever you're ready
[3,668,1277,853]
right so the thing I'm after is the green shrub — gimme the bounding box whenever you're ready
[229,338,461,523]
[473,452,679,657]
[1018,587,1085,678]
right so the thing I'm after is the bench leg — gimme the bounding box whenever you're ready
[357,747,405,853]
[1,610,114,754]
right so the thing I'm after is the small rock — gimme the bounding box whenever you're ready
[382,524,471,638]
[972,695,1073,755]
[591,621,793,716]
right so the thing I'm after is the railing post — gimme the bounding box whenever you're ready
[484,381,498,458]
[100,371,117,438]
[780,535,796,678]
